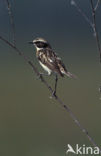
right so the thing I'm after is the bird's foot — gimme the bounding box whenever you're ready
[37,72,47,80]
[39,72,49,77]
[49,90,56,99]
[36,73,43,80]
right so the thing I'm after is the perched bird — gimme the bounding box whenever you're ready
[29,37,76,95]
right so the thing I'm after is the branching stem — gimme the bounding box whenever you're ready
[0,35,101,153]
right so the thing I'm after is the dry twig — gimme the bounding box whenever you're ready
[0,35,101,152]
[71,0,101,63]
[0,0,101,152]
[90,0,101,62]
[94,0,100,11]
[5,0,16,45]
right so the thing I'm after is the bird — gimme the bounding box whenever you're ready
[29,37,76,95]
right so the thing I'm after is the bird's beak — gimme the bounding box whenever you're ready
[28,41,33,44]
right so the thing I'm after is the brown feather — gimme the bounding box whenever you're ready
[36,48,64,76]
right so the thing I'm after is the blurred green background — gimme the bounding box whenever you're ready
[0,0,101,156]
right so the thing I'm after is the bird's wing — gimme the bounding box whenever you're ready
[47,49,68,74]
[38,48,64,76]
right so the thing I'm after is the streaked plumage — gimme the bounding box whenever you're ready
[29,37,76,79]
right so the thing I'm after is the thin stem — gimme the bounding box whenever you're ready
[71,0,101,63]
[94,0,100,11]
[0,35,101,152]
[5,0,16,46]
[90,0,101,63]
[71,0,93,29]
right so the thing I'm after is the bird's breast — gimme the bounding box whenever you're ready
[39,61,52,75]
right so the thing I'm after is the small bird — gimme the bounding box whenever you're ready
[29,37,76,95]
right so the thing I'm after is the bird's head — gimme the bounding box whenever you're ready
[28,37,51,50]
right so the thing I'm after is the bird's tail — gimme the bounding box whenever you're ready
[65,71,77,79]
